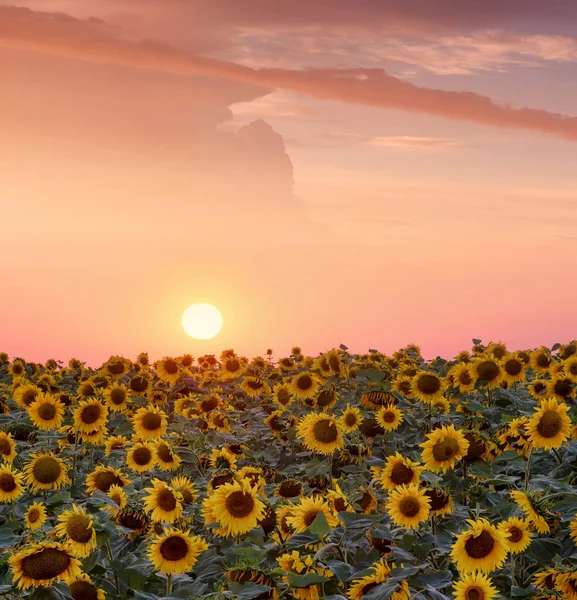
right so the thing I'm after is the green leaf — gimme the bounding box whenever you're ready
[326,561,354,581]
[363,579,402,600]
[286,573,330,588]
[425,587,450,600]
[308,510,331,537]
[228,583,274,599]
[511,585,536,596]
[356,369,385,382]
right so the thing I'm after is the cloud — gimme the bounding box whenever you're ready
[2,5,577,142]
[305,132,461,149]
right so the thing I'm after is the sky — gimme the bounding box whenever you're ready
[1,1,576,365]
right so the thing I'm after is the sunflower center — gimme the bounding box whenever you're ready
[464,434,486,461]
[81,404,102,424]
[201,397,219,411]
[505,360,522,376]
[28,508,40,523]
[279,481,302,498]
[110,389,126,405]
[37,402,57,420]
[554,379,572,397]
[108,361,125,375]
[156,444,173,462]
[296,375,313,391]
[312,419,338,443]
[390,463,413,485]
[333,497,347,513]
[247,380,264,390]
[361,582,380,595]
[432,437,460,461]
[382,410,395,423]
[329,355,340,372]
[0,437,11,455]
[212,473,234,489]
[344,413,357,427]
[133,447,153,465]
[477,361,499,382]
[417,374,441,394]
[130,376,148,392]
[32,456,62,483]
[117,511,147,531]
[508,527,523,543]
[157,488,178,511]
[536,354,551,368]
[70,580,99,600]
[163,360,178,374]
[465,588,483,600]
[141,412,162,431]
[66,514,93,543]
[227,359,240,372]
[0,473,16,492]
[94,471,123,492]
[225,491,255,518]
[317,390,335,407]
[425,489,450,511]
[537,410,563,438]
[21,547,71,580]
[303,509,320,527]
[160,535,189,561]
[399,497,420,517]
[459,370,473,385]
[465,530,495,559]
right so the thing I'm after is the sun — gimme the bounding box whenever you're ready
[182,303,223,340]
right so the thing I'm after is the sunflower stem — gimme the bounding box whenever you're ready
[510,553,517,587]
[106,539,121,599]
[524,449,534,492]
[166,574,173,595]
[71,430,80,487]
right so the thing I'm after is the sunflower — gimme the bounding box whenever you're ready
[105,484,128,516]
[154,440,181,471]
[25,502,47,530]
[203,479,265,535]
[273,383,293,408]
[533,569,560,591]
[240,377,271,397]
[565,356,577,382]
[510,491,550,534]
[375,405,403,431]
[548,374,576,401]
[360,390,396,409]
[451,518,510,574]
[264,411,285,438]
[103,383,131,412]
[452,364,476,393]
[452,573,498,600]
[274,506,295,543]
[79,426,107,445]
[104,434,129,456]
[296,412,343,455]
[54,504,97,557]
[378,453,422,490]
[13,383,42,409]
[420,425,469,473]
[290,372,321,401]
[529,379,548,400]
[356,489,378,514]
[498,517,532,554]
[425,488,454,518]
[556,572,577,600]
[66,573,106,600]
[338,405,362,432]
[316,388,338,410]
[8,360,26,378]
[24,451,69,491]
[9,542,82,589]
[500,353,527,385]
[144,479,184,523]
[275,479,304,500]
[236,467,266,492]
[148,528,208,574]
[0,464,25,503]
[221,356,244,380]
[127,442,157,473]
[314,354,334,379]
[73,399,108,433]
[392,376,412,397]
[386,484,430,530]
[286,496,339,533]
[132,405,168,440]
[103,355,130,378]
[86,465,131,494]
[347,559,409,600]
[531,347,552,372]
[116,507,149,535]
[209,411,230,433]
[410,371,445,403]
[170,476,198,504]
[155,357,182,385]
[526,397,571,450]
[0,431,16,463]
[27,394,66,430]
[468,356,504,388]
[128,373,152,397]
[209,447,238,470]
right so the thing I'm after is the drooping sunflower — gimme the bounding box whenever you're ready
[533,569,560,591]
[347,559,410,600]
[526,397,571,450]
[116,507,149,535]
[356,489,378,515]
[126,442,157,473]
[556,572,577,600]
[420,425,470,473]
[510,491,551,534]
[104,434,129,456]
[375,405,403,431]
[273,382,293,408]
[452,573,498,600]
[386,484,430,530]
[27,394,66,430]
[290,372,321,401]
[425,487,454,518]
[0,431,17,463]
[264,410,286,438]
[105,484,128,516]
[73,399,108,434]
[86,465,131,494]
[155,357,182,385]
[286,496,339,533]
[66,573,106,600]
[9,542,82,589]
[154,440,182,471]
[103,383,131,412]
[170,476,198,505]
[147,528,208,574]
[24,451,69,491]
[54,504,97,557]
[144,479,184,523]
[296,413,344,455]
[498,517,532,554]
[410,371,445,404]
[338,405,362,432]
[0,464,25,503]
[132,405,168,440]
[392,376,413,397]
[360,390,396,409]
[25,502,47,530]
[209,411,230,433]
[378,453,422,491]
[275,479,304,500]
[450,518,510,574]
[203,479,266,535]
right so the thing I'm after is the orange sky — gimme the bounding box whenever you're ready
[1,1,577,365]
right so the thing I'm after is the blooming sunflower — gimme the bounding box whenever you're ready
[147,528,208,574]
[86,465,131,494]
[170,476,198,505]
[25,502,47,530]
[548,374,575,401]
[13,383,42,409]
[410,371,445,404]
[338,405,362,432]
[526,397,571,450]
[347,559,410,600]
[556,572,577,600]
[453,573,498,600]
[386,484,430,530]
[264,410,286,438]
[425,488,454,518]
[420,425,470,473]
[375,405,403,431]
[296,413,344,455]
[286,496,339,533]
[510,491,550,534]
[530,347,552,372]
[27,394,66,430]
[105,484,128,516]
[500,353,527,385]
[24,451,69,491]
[66,573,106,600]
[533,569,560,591]
[0,431,17,463]
[155,357,182,385]
[104,434,129,456]
[290,372,321,401]
[144,479,183,523]
[126,442,157,473]
[378,453,422,490]
[452,364,476,393]
[73,399,108,434]
[203,479,265,535]
[129,373,152,396]
[498,517,532,554]
[273,383,293,408]
[54,504,97,557]
[468,356,504,388]
[8,359,27,378]
[103,383,131,412]
[392,376,413,397]
[132,405,168,440]
[9,542,82,589]
[154,440,182,471]
[0,464,25,503]
[450,518,510,574]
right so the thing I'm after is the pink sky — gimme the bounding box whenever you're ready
[1,1,576,365]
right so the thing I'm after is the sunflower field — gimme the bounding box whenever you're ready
[1,341,577,600]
